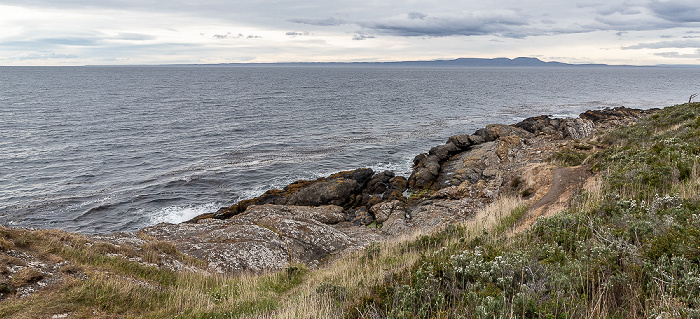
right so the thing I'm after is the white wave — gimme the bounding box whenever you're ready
[368,160,413,177]
[148,202,221,225]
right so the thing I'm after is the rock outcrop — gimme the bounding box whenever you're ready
[126,107,660,273]
[0,106,662,302]
[190,168,409,222]
[407,106,655,191]
[142,205,377,273]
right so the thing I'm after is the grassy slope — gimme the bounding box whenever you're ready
[349,102,700,319]
[2,103,700,318]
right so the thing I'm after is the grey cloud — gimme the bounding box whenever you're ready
[595,4,641,16]
[407,12,427,20]
[116,33,155,41]
[622,39,700,49]
[10,52,78,61]
[352,34,376,40]
[289,17,349,26]
[286,31,309,37]
[654,49,700,58]
[0,37,99,48]
[649,0,700,23]
[363,11,529,37]
[213,33,251,39]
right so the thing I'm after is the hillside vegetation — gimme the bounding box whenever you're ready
[2,102,700,318]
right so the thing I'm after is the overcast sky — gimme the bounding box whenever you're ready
[1,0,700,65]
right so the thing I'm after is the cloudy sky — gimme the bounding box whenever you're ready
[1,0,700,65]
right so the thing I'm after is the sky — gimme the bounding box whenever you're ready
[1,0,700,66]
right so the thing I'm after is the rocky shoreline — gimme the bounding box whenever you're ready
[0,106,657,298]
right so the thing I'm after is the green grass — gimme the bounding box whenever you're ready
[348,102,700,318]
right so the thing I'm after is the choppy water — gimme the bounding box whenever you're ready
[1,65,698,234]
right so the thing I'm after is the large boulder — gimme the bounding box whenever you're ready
[288,179,359,206]
[408,154,441,189]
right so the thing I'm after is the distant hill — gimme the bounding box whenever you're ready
[88,57,625,67]
[387,57,588,67]
[210,57,611,67]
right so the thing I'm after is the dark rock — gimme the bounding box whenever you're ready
[408,154,441,189]
[579,106,654,122]
[448,134,473,149]
[366,195,383,208]
[413,153,427,166]
[436,141,501,188]
[189,168,375,222]
[364,171,395,195]
[347,207,374,225]
[390,176,408,192]
[429,142,461,161]
[478,124,533,140]
[474,128,496,142]
[514,115,595,139]
[514,115,558,135]
[468,134,486,145]
[329,168,375,188]
[288,179,359,206]
[383,190,405,201]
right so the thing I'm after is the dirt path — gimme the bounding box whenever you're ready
[516,165,591,231]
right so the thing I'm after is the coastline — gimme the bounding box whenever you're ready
[0,105,656,280]
[0,107,672,318]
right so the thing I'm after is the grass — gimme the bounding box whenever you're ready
[3,102,700,318]
[345,102,700,318]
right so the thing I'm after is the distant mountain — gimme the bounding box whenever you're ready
[210,57,611,67]
[88,57,620,67]
[388,57,582,67]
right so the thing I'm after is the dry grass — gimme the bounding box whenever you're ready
[0,193,531,318]
[675,160,700,200]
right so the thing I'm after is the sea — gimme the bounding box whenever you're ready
[1,65,699,234]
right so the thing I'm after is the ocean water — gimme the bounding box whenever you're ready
[1,65,698,234]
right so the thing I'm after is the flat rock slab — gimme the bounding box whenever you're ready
[141,205,365,273]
